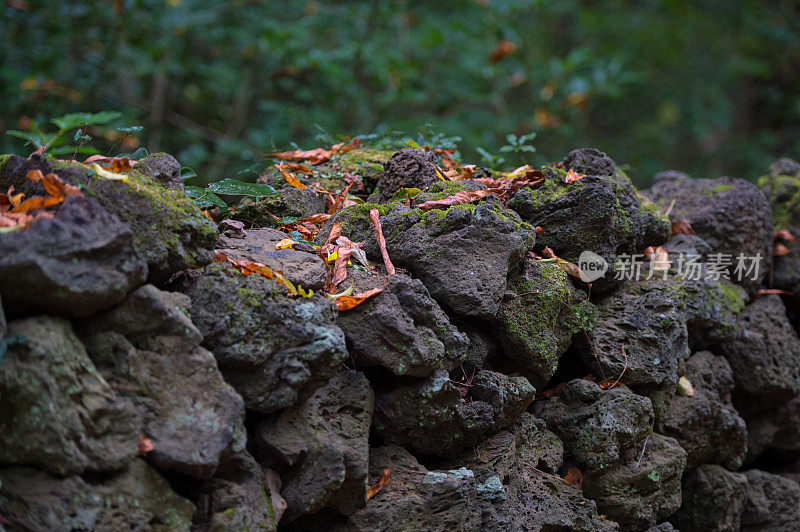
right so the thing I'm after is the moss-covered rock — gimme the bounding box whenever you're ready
[171,263,347,413]
[758,158,800,293]
[497,257,596,388]
[321,181,535,318]
[509,148,670,293]
[0,155,217,283]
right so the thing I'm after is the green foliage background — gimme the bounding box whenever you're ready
[1,0,798,186]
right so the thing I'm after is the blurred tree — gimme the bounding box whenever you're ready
[1,0,798,185]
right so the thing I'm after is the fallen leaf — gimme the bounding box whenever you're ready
[563,467,583,489]
[276,238,297,250]
[416,189,494,211]
[677,375,695,397]
[265,469,287,523]
[266,138,362,165]
[671,219,694,235]
[489,39,516,64]
[370,209,395,275]
[754,288,794,296]
[336,286,383,311]
[540,247,583,280]
[332,245,353,287]
[92,162,129,181]
[534,226,544,235]
[775,243,791,256]
[367,467,393,500]
[275,163,307,190]
[564,168,585,184]
[83,155,135,172]
[775,229,797,243]
[137,434,154,456]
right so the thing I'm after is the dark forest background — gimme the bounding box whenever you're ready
[1,0,798,186]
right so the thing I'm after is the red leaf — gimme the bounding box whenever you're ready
[563,467,583,489]
[416,189,494,211]
[564,169,585,184]
[137,434,154,456]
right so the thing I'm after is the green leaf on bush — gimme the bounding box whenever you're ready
[6,130,47,148]
[185,186,227,208]
[180,167,197,181]
[52,111,122,131]
[206,178,277,197]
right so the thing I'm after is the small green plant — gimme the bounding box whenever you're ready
[500,132,537,157]
[6,111,146,162]
[476,146,505,171]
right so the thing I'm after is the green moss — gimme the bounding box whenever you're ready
[718,281,747,314]
[519,178,569,210]
[0,154,12,174]
[758,173,800,229]
[335,148,394,175]
[712,183,732,194]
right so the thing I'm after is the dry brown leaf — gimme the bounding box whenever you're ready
[563,467,583,489]
[541,246,582,280]
[83,155,136,172]
[416,189,494,211]
[266,138,361,166]
[676,376,695,397]
[775,243,791,256]
[370,208,395,275]
[137,434,154,456]
[366,467,393,501]
[754,288,794,296]
[336,286,383,311]
[671,219,695,235]
[775,229,797,243]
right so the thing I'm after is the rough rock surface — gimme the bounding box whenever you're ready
[0,195,146,318]
[658,350,747,470]
[341,445,491,531]
[647,170,773,290]
[0,155,218,283]
[173,263,347,413]
[541,379,654,472]
[509,148,670,293]
[216,227,327,290]
[0,316,138,476]
[327,183,535,318]
[336,271,468,376]
[0,460,196,531]
[373,148,440,202]
[192,451,281,531]
[583,433,687,531]
[741,469,800,531]
[256,370,374,522]
[138,152,184,191]
[759,158,800,292]
[671,464,748,532]
[80,284,245,479]
[745,395,800,463]
[374,369,535,457]
[497,258,596,387]
[717,295,800,415]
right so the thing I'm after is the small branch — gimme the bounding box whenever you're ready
[370,209,395,275]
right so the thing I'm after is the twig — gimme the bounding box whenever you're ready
[609,346,627,388]
[370,208,395,275]
[635,435,649,468]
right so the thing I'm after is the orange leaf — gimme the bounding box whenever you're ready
[266,147,332,165]
[416,189,493,211]
[26,169,44,182]
[671,219,694,235]
[775,243,791,256]
[137,434,154,456]
[275,163,307,190]
[330,137,361,155]
[336,286,383,311]
[563,468,583,489]
[754,288,794,296]
[10,195,64,214]
[83,155,135,172]
[564,169,585,184]
[775,229,797,243]
[366,467,393,501]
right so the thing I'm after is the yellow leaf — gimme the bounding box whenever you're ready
[276,238,297,250]
[92,163,128,181]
